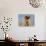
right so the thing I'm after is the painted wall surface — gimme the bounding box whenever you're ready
[0,0,46,40]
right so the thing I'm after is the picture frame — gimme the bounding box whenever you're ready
[18,14,35,27]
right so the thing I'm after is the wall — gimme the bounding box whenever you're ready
[44,15,46,40]
[0,0,46,40]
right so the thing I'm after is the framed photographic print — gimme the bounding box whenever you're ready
[18,14,35,27]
